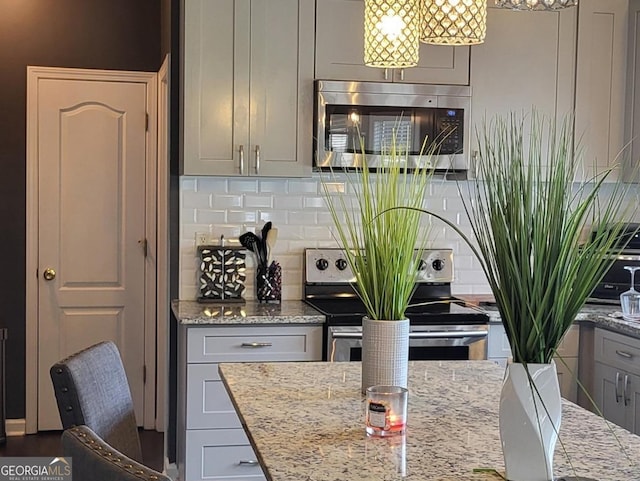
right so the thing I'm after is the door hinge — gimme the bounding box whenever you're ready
[143,365,147,384]
[138,238,148,257]
[145,112,149,131]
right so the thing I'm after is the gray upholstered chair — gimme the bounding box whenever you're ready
[50,341,142,463]
[62,425,170,481]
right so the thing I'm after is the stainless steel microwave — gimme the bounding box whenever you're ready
[314,80,471,172]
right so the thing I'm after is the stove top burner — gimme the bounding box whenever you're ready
[303,248,490,326]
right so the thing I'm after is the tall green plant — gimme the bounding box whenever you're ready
[322,131,434,321]
[424,112,636,364]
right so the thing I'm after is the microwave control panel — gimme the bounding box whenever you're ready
[435,109,464,155]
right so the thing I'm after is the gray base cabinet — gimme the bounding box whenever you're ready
[177,324,323,481]
[593,328,640,434]
[487,323,580,403]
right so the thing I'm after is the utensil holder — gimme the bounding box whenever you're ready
[256,261,282,302]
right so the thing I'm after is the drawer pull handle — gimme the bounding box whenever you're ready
[238,459,258,466]
[616,350,633,359]
[241,342,273,348]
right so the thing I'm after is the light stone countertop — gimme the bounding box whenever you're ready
[481,302,640,339]
[171,299,325,325]
[219,361,640,481]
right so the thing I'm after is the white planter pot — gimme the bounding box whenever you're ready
[361,317,409,393]
[499,362,562,481]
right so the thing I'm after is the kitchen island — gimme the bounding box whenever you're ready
[219,361,640,481]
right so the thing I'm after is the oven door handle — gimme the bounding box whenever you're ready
[409,330,488,339]
[330,330,488,340]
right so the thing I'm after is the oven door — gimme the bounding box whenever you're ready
[327,325,488,362]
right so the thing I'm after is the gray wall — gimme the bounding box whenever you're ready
[0,0,162,419]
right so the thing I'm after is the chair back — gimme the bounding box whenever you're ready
[50,341,142,462]
[61,425,170,481]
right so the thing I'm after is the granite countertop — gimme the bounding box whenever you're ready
[219,361,640,481]
[463,295,640,339]
[171,299,325,325]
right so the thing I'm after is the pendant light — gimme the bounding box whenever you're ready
[364,0,420,68]
[421,0,487,45]
[495,0,577,10]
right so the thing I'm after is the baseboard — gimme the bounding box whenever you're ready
[164,459,178,480]
[6,418,26,436]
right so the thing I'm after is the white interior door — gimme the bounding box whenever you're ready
[36,77,148,430]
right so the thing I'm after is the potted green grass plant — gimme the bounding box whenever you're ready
[322,130,434,392]
[419,111,636,481]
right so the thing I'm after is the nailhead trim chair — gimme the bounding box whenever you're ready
[62,425,171,481]
[50,341,143,463]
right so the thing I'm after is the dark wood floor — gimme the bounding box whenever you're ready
[0,430,164,472]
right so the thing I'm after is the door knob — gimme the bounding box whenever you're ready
[43,268,56,281]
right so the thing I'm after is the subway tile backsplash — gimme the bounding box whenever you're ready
[179,174,492,301]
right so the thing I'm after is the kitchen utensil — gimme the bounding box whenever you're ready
[266,228,278,264]
[239,232,260,255]
[259,222,272,265]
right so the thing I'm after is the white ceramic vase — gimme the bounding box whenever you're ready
[361,317,409,393]
[499,362,562,481]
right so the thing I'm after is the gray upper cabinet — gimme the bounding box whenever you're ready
[575,0,629,182]
[625,0,640,182]
[470,4,577,174]
[315,0,470,85]
[182,0,314,176]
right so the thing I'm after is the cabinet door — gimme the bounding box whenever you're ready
[315,0,470,85]
[186,364,242,429]
[183,0,250,176]
[249,0,314,177]
[593,361,628,430]
[574,0,628,182]
[487,323,512,361]
[624,0,640,181]
[626,371,640,434]
[470,5,576,174]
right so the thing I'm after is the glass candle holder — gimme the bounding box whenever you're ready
[365,385,408,437]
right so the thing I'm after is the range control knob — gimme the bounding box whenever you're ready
[432,259,445,271]
[316,258,329,271]
[335,258,348,271]
[417,259,427,271]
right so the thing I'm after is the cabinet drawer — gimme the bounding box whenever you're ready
[595,328,640,376]
[188,325,323,363]
[185,429,265,481]
[187,364,241,429]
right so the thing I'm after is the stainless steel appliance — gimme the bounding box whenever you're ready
[589,223,640,303]
[303,248,489,362]
[314,80,471,172]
